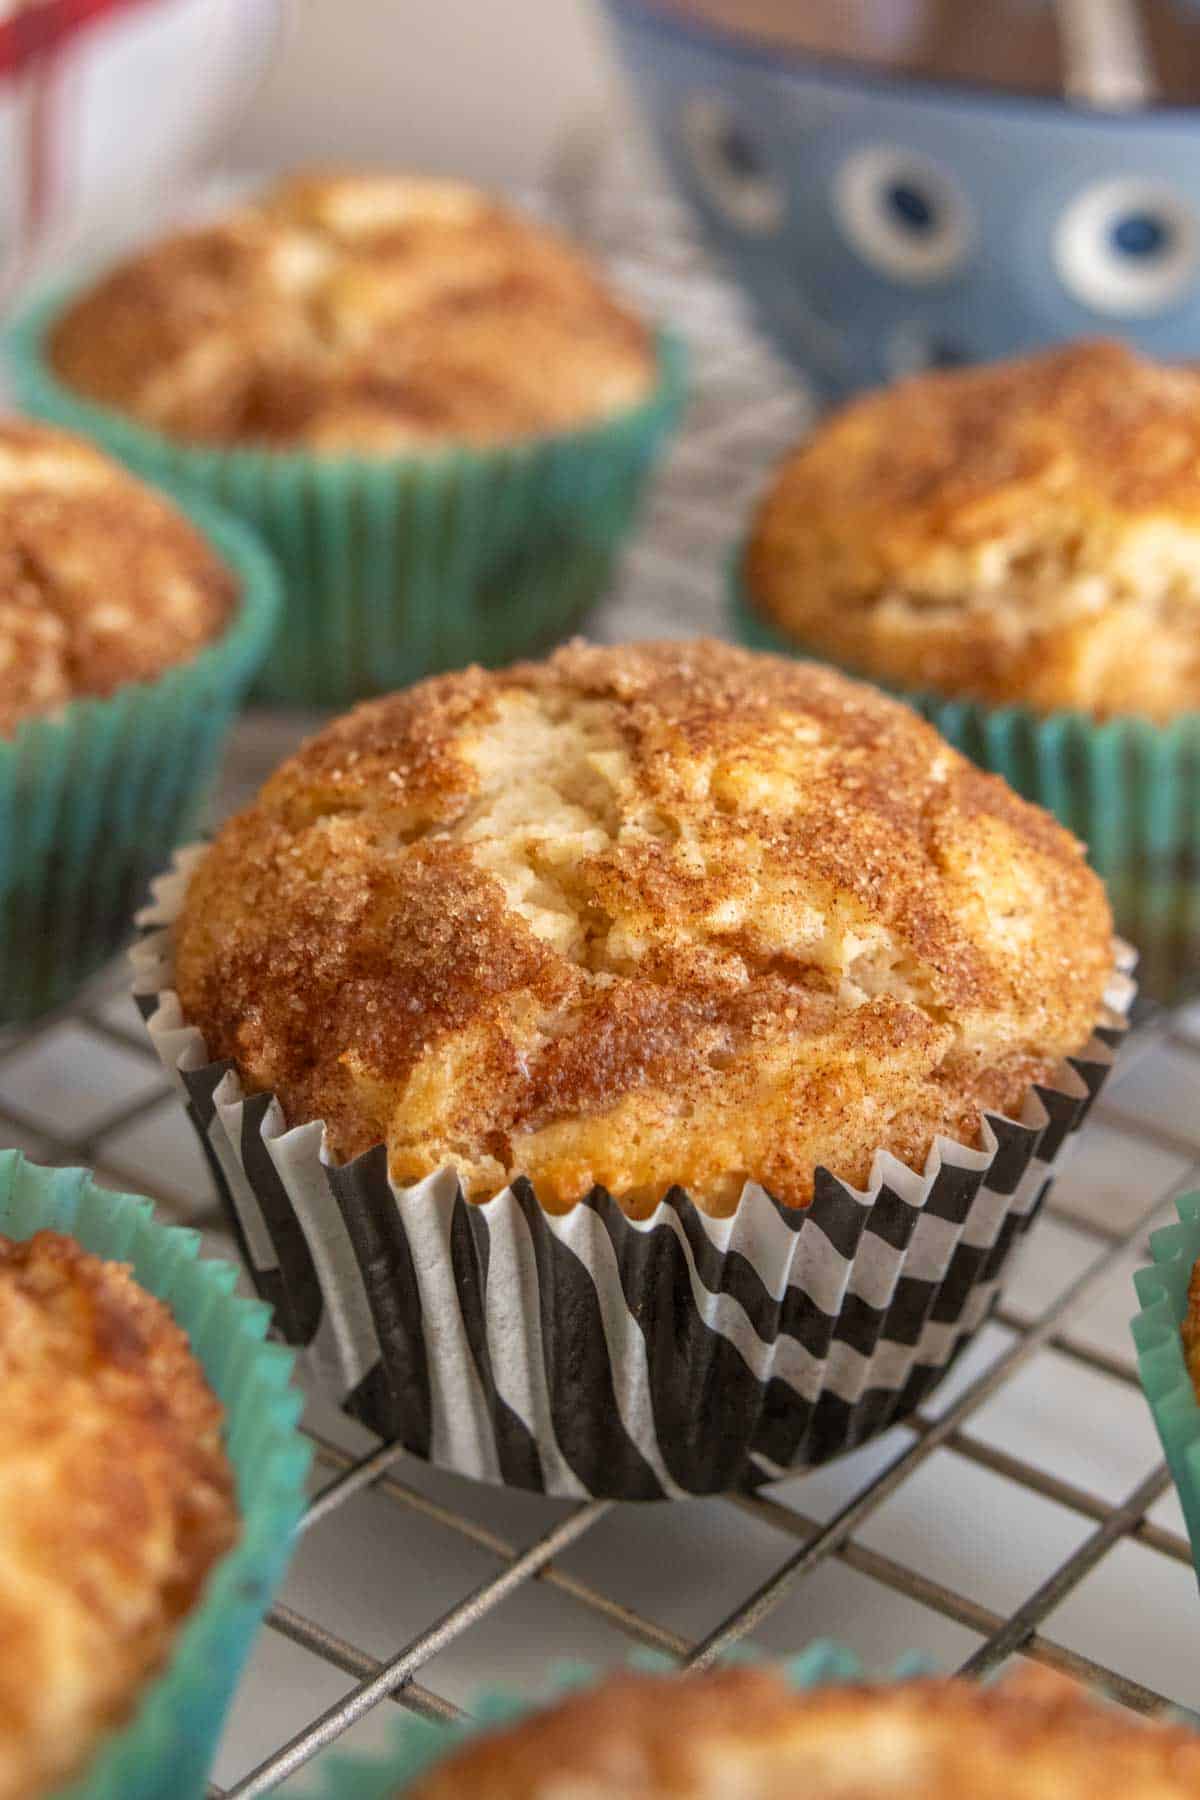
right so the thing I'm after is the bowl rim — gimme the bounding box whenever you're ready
[607,0,1200,129]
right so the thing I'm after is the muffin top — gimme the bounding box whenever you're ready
[49,170,656,451]
[0,418,237,736]
[0,1229,238,1800]
[174,640,1113,1214]
[404,1664,1200,1797]
[746,341,1200,721]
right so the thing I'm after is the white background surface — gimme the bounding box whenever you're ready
[229,0,642,190]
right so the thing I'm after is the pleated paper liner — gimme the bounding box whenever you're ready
[6,289,687,707]
[0,1151,310,1800]
[134,844,1134,1501]
[730,575,1200,1007]
[299,1644,891,1798]
[0,493,280,1024]
[1133,1192,1200,1589]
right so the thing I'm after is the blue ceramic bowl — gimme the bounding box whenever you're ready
[605,0,1200,399]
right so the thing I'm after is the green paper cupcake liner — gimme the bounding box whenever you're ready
[731,575,1200,1006]
[301,1644,888,1798]
[0,1150,310,1800]
[1133,1191,1200,1586]
[6,290,687,707]
[0,490,280,1022]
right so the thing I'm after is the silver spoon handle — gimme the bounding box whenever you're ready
[1055,0,1160,108]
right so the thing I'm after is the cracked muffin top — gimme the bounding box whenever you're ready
[48,170,656,452]
[400,1664,1200,1797]
[746,341,1200,721]
[0,418,237,736]
[0,1230,238,1800]
[173,640,1114,1214]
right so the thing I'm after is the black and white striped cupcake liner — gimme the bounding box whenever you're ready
[134,846,1135,1502]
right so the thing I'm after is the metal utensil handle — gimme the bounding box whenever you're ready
[1055,0,1159,108]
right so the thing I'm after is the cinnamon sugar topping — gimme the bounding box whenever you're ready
[0,418,236,736]
[404,1663,1200,1797]
[175,640,1114,1212]
[0,1230,237,1799]
[50,171,655,451]
[748,341,1200,720]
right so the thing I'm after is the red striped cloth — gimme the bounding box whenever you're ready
[0,0,158,79]
[2,0,166,289]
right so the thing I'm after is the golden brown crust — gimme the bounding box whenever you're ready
[746,341,1200,721]
[0,1230,238,1800]
[174,640,1113,1213]
[50,170,655,451]
[404,1664,1200,1797]
[0,417,237,735]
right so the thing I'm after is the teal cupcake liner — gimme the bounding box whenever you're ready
[0,490,280,1022]
[6,291,687,706]
[0,1150,310,1800]
[301,1644,889,1798]
[1133,1191,1200,1586]
[731,577,1200,1006]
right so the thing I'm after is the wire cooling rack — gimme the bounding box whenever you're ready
[4,184,1200,1795]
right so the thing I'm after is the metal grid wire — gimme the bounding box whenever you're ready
[3,185,1200,1795]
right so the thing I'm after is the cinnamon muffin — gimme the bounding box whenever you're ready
[48,171,656,452]
[0,1229,238,1800]
[0,416,276,1022]
[745,340,1200,723]
[173,638,1114,1214]
[14,170,680,708]
[0,417,236,735]
[398,1664,1200,1798]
